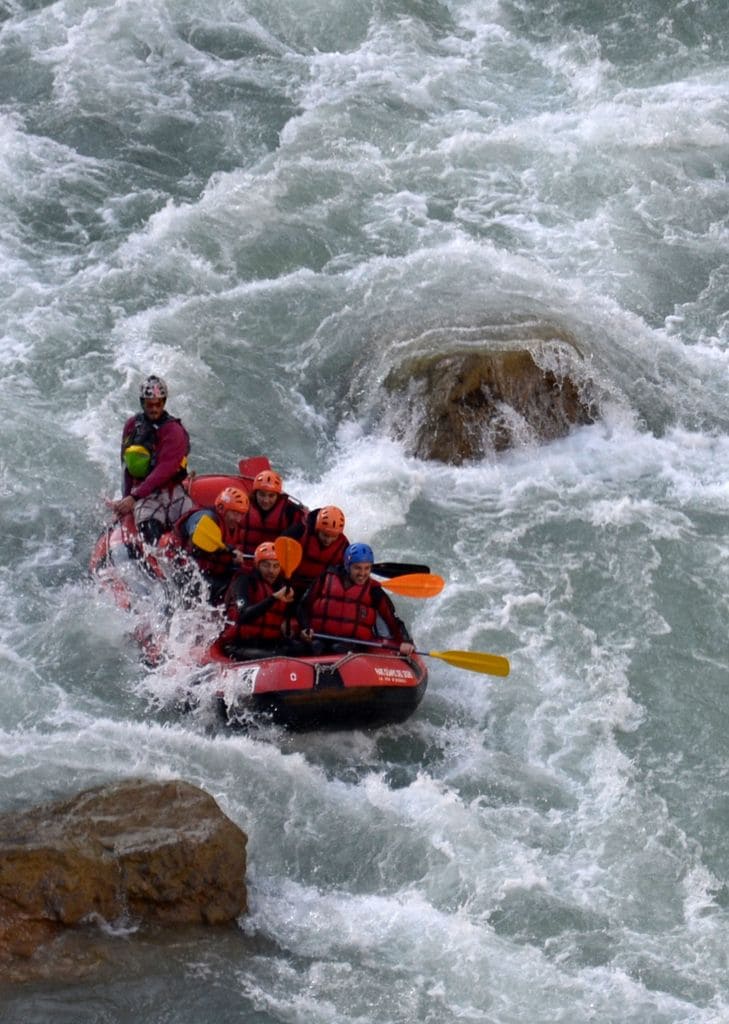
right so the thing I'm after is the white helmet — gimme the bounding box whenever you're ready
[139,374,168,404]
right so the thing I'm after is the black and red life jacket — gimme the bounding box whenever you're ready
[121,411,189,483]
[222,571,289,644]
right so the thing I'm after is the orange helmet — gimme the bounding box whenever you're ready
[315,505,345,535]
[252,469,283,494]
[214,486,250,516]
[254,541,278,566]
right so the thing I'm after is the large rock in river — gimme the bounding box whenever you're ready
[384,347,596,463]
[0,778,247,979]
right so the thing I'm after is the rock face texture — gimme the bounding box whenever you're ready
[384,348,596,463]
[0,778,247,980]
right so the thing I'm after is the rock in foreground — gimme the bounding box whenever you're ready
[0,778,247,981]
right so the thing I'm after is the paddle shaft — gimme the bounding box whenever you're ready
[313,633,409,652]
[312,633,509,676]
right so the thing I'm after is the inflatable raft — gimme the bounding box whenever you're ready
[90,457,428,731]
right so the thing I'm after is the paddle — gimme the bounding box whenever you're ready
[312,632,510,677]
[238,455,271,480]
[193,521,442,597]
[378,573,444,598]
[190,515,230,554]
[192,518,303,573]
[372,561,431,578]
[271,537,301,633]
[274,536,303,580]
[189,515,255,565]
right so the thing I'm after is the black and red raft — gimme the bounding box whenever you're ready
[90,456,428,731]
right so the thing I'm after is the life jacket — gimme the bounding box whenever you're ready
[122,412,189,482]
[238,495,304,556]
[308,568,378,642]
[224,572,289,643]
[293,523,348,592]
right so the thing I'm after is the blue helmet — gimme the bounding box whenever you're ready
[344,542,374,568]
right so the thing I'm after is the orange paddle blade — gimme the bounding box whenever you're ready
[380,573,445,598]
[274,536,303,578]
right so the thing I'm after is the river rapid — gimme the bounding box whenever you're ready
[2,1,729,1021]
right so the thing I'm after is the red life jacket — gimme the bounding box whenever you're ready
[293,527,349,592]
[238,495,304,556]
[308,568,378,642]
[223,572,288,644]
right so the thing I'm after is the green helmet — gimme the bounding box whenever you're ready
[123,444,151,478]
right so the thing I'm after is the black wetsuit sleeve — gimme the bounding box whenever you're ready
[372,587,412,643]
[226,575,275,625]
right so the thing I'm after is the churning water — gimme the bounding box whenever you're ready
[2,0,729,1021]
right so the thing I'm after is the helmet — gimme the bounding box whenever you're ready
[252,470,283,494]
[139,374,168,403]
[123,444,151,479]
[315,506,345,535]
[254,541,278,566]
[344,542,374,568]
[214,487,250,516]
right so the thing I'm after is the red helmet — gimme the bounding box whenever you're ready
[315,505,345,535]
[214,487,250,516]
[252,470,283,494]
[254,541,278,566]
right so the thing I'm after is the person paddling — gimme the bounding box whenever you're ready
[168,486,250,604]
[298,542,415,656]
[112,374,192,544]
[219,541,298,659]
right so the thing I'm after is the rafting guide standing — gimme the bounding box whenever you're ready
[111,374,193,543]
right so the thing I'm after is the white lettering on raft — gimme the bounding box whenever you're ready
[373,667,413,681]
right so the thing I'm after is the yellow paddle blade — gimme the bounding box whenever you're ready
[380,573,445,598]
[274,536,303,578]
[428,649,510,676]
[191,515,225,552]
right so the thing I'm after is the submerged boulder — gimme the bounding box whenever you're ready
[384,346,596,463]
[0,778,247,981]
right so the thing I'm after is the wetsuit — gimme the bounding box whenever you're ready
[219,569,296,658]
